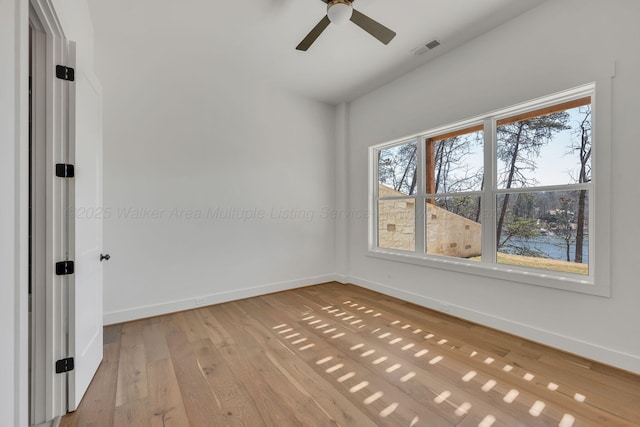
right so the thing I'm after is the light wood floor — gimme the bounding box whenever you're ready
[60,282,640,426]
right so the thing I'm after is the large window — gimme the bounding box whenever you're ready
[372,85,601,292]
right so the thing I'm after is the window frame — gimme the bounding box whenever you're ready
[369,83,609,296]
[374,138,420,253]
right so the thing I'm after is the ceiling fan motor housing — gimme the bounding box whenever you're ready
[327,0,353,25]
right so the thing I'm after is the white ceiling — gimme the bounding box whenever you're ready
[87,0,548,105]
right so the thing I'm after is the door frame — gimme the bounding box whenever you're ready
[29,11,48,424]
[29,0,73,422]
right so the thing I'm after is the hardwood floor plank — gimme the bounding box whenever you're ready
[164,328,226,425]
[103,324,122,345]
[279,285,630,426]
[115,322,148,407]
[220,300,382,426]
[146,358,190,427]
[142,319,170,362]
[164,315,263,426]
[190,337,265,425]
[239,293,455,426]
[113,398,151,427]
[60,282,640,427]
[72,342,120,427]
[212,302,345,426]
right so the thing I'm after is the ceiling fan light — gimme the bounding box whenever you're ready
[327,2,352,25]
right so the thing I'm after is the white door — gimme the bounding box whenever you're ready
[67,42,104,411]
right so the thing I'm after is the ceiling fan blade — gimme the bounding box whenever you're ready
[350,9,396,45]
[296,15,331,51]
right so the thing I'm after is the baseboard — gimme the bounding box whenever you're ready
[348,275,640,375]
[333,274,349,284]
[104,274,339,325]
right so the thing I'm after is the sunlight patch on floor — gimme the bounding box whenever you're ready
[350,381,368,393]
[386,363,402,373]
[434,390,451,404]
[400,372,416,382]
[372,356,388,365]
[429,356,443,365]
[482,380,497,392]
[316,356,333,365]
[503,389,519,403]
[462,371,477,382]
[363,391,384,405]
[337,372,355,383]
[275,297,593,427]
[379,402,398,418]
[529,400,545,417]
[479,415,496,427]
[455,402,472,416]
[559,414,576,427]
[326,363,343,373]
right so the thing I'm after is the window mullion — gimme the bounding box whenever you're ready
[415,138,425,254]
[482,118,497,264]
[371,148,379,252]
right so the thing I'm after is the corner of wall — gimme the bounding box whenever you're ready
[104,273,340,325]
[334,102,350,279]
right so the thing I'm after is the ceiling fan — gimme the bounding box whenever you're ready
[297,0,396,51]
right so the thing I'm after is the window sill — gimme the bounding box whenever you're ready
[367,248,609,297]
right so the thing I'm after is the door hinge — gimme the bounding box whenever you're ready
[55,261,75,276]
[55,357,75,374]
[56,65,75,82]
[56,163,75,178]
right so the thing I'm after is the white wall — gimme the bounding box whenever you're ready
[345,0,640,373]
[93,29,337,323]
[51,0,96,70]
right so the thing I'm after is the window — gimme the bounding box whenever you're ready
[371,84,602,292]
[495,98,592,275]
[377,140,417,251]
[425,126,484,260]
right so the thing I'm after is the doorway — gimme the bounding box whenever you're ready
[28,2,105,423]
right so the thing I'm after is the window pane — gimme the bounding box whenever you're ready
[426,196,482,260]
[496,190,589,275]
[378,199,415,251]
[497,102,592,189]
[426,129,484,194]
[378,141,418,196]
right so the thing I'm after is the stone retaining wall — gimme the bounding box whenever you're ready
[378,185,482,257]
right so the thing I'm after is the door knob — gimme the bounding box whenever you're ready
[100,254,111,262]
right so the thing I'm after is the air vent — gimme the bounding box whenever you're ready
[413,39,441,56]
[425,39,441,50]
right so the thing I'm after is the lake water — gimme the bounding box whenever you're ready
[502,235,589,263]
